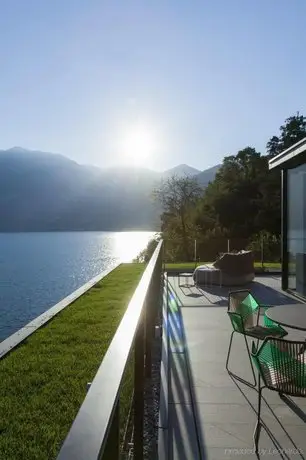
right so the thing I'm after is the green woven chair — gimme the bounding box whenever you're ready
[252,337,306,453]
[226,290,288,387]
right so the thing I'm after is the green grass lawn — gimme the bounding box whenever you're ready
[165,261,281,270]
[0,263,145,460]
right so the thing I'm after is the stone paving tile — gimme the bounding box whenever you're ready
[169,352,192,404]
[168,403,201,460]
[195,400,306,427]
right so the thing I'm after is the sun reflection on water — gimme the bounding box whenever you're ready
[113,231,156,262]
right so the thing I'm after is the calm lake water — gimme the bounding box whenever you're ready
[0,231,154,342]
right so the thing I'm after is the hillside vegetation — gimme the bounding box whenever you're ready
[154,113,305,262]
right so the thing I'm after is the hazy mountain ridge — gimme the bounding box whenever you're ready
[196,164,222,185]
[0,148,220,231]
[162,163,201,178]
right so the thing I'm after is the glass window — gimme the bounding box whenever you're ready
[287,164,306,295]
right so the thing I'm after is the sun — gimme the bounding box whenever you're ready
[121,122,156,166]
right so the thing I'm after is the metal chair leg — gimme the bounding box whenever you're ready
[226,330,235,372]
[226,331,257,388]
[254,378,262,454]
[243,333,257,386]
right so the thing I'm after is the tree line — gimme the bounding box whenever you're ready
[154,113,306,262]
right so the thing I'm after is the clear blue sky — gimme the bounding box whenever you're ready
[1,0,306,171]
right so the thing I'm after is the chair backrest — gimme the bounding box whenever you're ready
[214,251,254,275]
[252,338,306,397]
[228,290,259,332]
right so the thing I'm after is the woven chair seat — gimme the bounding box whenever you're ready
[245,325,286,339]
[266,372,306,396]
[262,354,306,396]
[278,383,306,397]
[252,337,306,453]
[253,338,306,395]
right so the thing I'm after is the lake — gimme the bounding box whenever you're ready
[0,231,154,342]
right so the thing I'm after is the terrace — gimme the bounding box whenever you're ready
[4,241,304,459]
[159,272,306,459]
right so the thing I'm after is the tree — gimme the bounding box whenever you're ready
[153,176,202,260]
[196,147,270,238]
[154,112,306,262]
[265,112,306,232]
[201,113,306,239]
[267,112,306,158]
[266,135,282,158]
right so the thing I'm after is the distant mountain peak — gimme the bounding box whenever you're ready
[7,146,30,153]
[163,164,201,178]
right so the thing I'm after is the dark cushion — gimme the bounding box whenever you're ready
[213,251,254,275]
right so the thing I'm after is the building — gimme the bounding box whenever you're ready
[269,137,306,298]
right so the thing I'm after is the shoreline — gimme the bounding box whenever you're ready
[0,263,145,460]
[0,263,120,359]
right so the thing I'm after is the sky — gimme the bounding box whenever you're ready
[1,0,306,171]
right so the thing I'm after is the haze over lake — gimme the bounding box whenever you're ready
[0,231,154,342]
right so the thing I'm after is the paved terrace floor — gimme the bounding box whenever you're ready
[159,275,306,460]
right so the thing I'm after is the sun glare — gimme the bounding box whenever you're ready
[121,122,157,166]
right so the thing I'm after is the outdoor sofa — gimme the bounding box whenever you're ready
[193,250,255,287]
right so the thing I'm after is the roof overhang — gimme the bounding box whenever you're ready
[269,137,306,170]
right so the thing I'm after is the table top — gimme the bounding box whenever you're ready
[265,304,306,332]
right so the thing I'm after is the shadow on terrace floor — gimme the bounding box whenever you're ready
[164,274,306,460]
[168,275,300,308]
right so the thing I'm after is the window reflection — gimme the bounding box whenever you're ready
[287,164,306,295]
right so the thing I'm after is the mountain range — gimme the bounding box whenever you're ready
[0,147,220,231]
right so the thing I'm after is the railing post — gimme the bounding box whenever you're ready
[145,247,163,379]
[157,248,163,317]
[145,288,153,378]
[102,399,120,459]
[134,312,145,460]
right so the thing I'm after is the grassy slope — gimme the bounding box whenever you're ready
[165,261,281,270]
[0,263,145,460]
